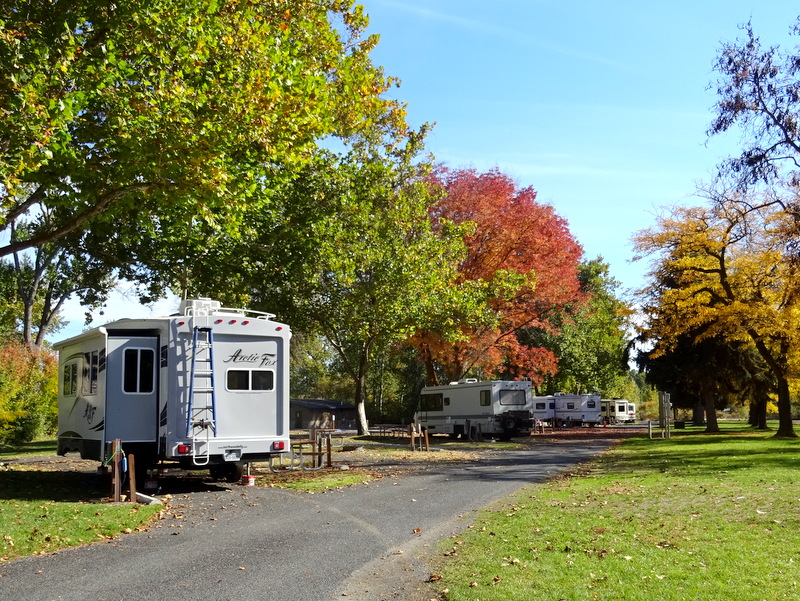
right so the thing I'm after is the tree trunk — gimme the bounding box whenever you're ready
[750,335,795,437]
[748,397,768,429]
[774,376,796,438]
[703,393,720,433]
[354,343,372,436]
[692,399,705,425]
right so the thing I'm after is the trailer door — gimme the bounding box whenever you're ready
[106,336,159,443]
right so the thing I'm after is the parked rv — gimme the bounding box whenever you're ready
[549,392,602,427]
[531,395,556,423]
[601,399,637,424]
[413,379,534,440]
[55,298,291,482]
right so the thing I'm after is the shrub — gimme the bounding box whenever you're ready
[0,340,58,445]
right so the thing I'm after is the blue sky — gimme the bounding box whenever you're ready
[362,0,800,292]
[57,1,800,339]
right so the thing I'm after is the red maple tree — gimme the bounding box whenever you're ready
[412,167,585,385]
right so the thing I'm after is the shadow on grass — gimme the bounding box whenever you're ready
[0,469,108,502]
[0,468,233,503]
[597,428,800,476]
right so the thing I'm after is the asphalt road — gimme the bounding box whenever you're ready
[0,437,618,601]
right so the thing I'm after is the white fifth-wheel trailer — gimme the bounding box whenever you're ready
[55,298,291,481]
[530,392,603,427]
[413,379,535,440]
[600,399,637,423]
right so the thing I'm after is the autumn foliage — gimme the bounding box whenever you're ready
[412,167,584,385]
[0,339,58,445]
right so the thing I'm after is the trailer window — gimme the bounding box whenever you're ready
[63,363,78,396]
[123,348,155,394]
[419,393,444,412]
[618,404,626,413]
[226,369,274,391]
[83,350,99,395]
[535,402,546,410]
[587,400,596,408]
[567,402,575,410]
[480,390,490,406]
[499,389,525,405]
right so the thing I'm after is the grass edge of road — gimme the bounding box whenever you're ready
[425,422,800,601]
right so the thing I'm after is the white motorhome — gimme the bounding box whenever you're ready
[550,392,602,427]
[413,379,534,440]
[601,399,636,424]
[55,298,291,481]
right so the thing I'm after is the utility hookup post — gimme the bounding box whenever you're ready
[658,391,672,439]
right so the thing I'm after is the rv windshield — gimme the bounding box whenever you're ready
[498,389,526,405]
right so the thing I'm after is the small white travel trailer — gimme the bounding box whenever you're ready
[413,379,534,440]
[551,392,602,427]
[530,395,556,423]
[55,298,291,481]
[601,399,637,424]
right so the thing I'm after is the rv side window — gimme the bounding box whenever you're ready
[84,350,99,395]
[63,363,78,396]
[618,404,626,413]
[419,393,444,412]
[480,390,490,406]
[123,348,155,394]
[226,369,274,391]
[587,400,596,408]
[499,389,525,405]
[567,402,575,410]
[82,351,100,395]
[535,402,546,410]
[444,397,450,406]
[549,402,555,410]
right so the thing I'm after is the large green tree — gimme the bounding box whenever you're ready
[188,132,469,434]
[1,0,403,289]
[529,257,630,396]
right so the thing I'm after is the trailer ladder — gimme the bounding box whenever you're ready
[187,326,217,466]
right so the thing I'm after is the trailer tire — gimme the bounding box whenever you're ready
[223,462,244,483]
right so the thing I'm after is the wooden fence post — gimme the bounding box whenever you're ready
[112,439,122,502]
[128,454,137,502]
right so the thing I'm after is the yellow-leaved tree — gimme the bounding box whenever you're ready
[634,185,800,438]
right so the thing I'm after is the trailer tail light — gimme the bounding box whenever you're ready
[177,444,191,454]
[276,326,283,331]
[242,320,250,325]
[272,441,285,451]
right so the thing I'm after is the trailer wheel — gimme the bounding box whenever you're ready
[502,417,517,431]
[222,462,244,483]
[209,464,224,481]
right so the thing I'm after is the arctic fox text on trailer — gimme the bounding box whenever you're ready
[414,379,534,440]
[55,298,291,481]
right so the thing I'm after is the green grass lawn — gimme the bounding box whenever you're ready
[432,423,800,601]
[0,440,163,562]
